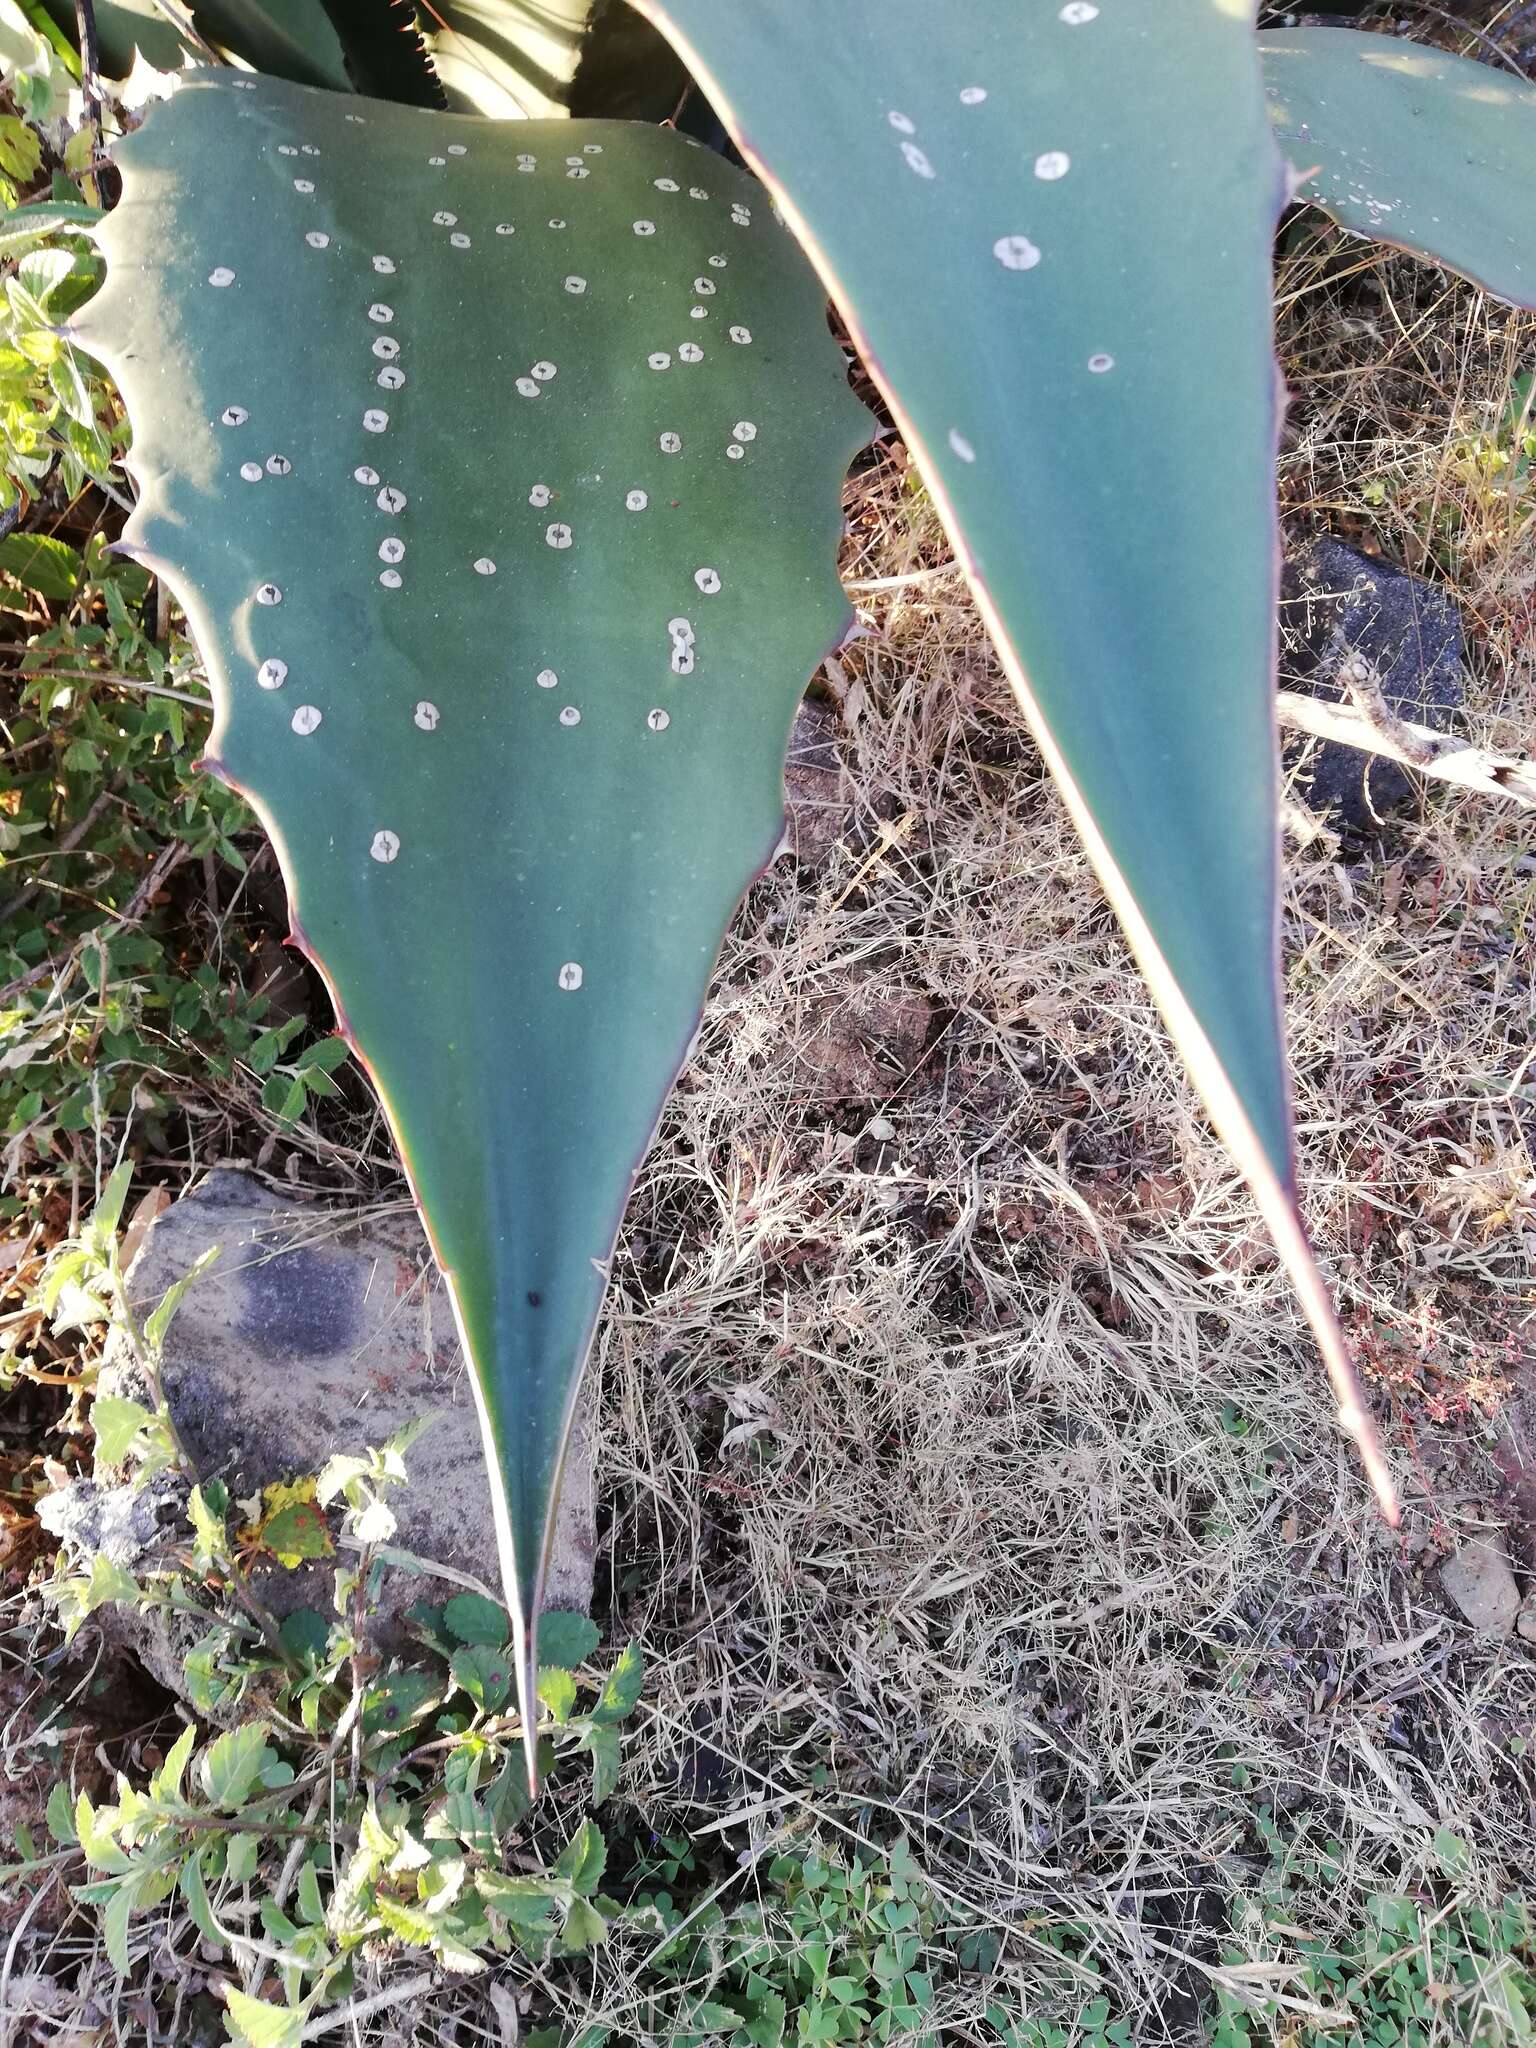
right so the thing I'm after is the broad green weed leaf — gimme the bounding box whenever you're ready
[443,1590,507,1646]
[591,1638,643,1724]
[90,1392,152,1466]
[103,1880,133,1974]
[536,1606,598,1668]
[536,1664,577,1723]
[223,1985,303,2048]
[554,1816,606,1896]
[149,1722,196,1802]
[199,1722,271,1810]
[452,1642,515,1715]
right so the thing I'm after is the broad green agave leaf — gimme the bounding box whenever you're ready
[423,0,684,124]
[75,72,869,1781]
[633,0,1399,1516]
[1260,28,1536,308]
[29,0,353,87]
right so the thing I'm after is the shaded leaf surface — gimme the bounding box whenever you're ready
[1261,27,1536,308]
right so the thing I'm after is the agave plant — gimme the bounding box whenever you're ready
[15,0,1536,1785]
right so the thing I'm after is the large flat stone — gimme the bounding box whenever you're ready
[45,1169,593,1701]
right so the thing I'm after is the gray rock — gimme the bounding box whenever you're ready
[1440,1534,1522,1636]
[1280,537,1465,833]
[64,1170,594,1704]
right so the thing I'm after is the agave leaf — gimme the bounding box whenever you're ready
[633,0,1398,1516]
[75,72,869,1781]
[27,0,190,75]
[422,0,597,120]
[29,0,353,87]
[1261,27,1536,309]
[421,0,684,124]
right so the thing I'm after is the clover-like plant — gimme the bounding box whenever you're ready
[44,1,1536,1786]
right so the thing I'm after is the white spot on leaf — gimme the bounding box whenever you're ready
[370,830,399,864]
[647,708,670,731]
[536,668,558,688]
[414,701,439,730]
[546,523,573,550]
[291,704,321,734]
[949,428,976,463]
[305,231,329,250]
[1035,151,1071,180]
[240,461,263,482]
[208,267,235,287]
[256,583,282,606]
[559,705,581,726]
[564,275,587,294]
[368,303,394,323]
[660,432,682,453]
[694,567,721,594]
[626,489,648,511]
[960,85,987,105]
[257,658,287,690]
[378,537,405,564]
[474,557,497,576]
[363,408,389,433]
[994,235,1042,270]
[633,219,656,236]
[557,962,583,990]
[377,485,407,513]
[220,405,248,426]
[528,484,552,507]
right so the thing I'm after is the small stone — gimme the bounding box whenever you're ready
[1440,1534,1521,1635]
[1281,537,1466,835]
